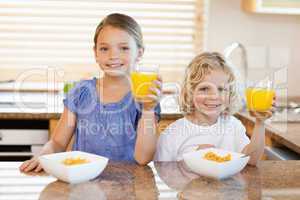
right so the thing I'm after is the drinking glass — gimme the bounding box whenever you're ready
[245,80,275,112]
[130,65,159,98]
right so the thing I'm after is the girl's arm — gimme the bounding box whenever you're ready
[134,77,162,165]
[135,110,158,165]
[19,107,76,172]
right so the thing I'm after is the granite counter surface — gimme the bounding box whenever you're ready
[237,112,300,155]
[1,161,300,200]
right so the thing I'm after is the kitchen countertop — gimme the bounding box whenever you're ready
[0,91,63,120]
[0,91,182,120]
[1,160,300,200]
[237,112,300,155]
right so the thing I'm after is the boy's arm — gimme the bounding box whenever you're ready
[242,110,273,166]
[241,119,265,166]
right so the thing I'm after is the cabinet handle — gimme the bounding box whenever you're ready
[0,132,2,141]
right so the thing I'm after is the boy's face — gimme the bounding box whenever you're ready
[192,69,230,120]
[93,25,143,77]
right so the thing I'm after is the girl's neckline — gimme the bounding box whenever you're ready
[93,77,132,106]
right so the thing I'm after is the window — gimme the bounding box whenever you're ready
[0,0,205,82]
[242,0,300,15]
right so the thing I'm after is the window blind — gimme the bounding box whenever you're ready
[0,0,204,81]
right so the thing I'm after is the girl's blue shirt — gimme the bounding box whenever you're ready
[63,77,161,162]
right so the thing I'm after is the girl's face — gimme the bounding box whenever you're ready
[93,25,143,77]
[192,69,230,120]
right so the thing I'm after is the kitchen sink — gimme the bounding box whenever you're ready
[271,107,300,123]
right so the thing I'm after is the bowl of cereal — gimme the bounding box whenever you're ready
[182,148,249,179]
[39,151,109,184]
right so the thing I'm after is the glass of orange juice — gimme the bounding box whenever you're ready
[130,65,158,98]
[245,81,275,112]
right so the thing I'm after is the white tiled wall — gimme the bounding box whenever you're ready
[247,46,267,69]
[269,47,290,69]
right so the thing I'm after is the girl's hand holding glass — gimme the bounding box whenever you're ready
[131,66,162,111]
[134,75,162,111]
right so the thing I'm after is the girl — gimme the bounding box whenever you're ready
[155,52,274,166]
[20,13,162,172]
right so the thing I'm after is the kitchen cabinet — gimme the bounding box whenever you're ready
[242,0,300,15]
[0,119,48,160]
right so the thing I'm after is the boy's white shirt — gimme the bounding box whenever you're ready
[154,116,250,161]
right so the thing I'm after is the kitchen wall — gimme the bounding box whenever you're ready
[205,0,300,98]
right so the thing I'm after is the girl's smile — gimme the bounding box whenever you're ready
[106,63,124,68]
[94,25,143,77]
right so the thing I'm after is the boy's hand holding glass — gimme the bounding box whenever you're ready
[245,81,276,121]
[131,66,162,111]
[248,96,276,121]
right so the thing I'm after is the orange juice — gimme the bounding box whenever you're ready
[131,71,158,97]
[246,88,275,111]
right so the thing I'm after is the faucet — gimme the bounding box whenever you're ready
[223,42,248,85]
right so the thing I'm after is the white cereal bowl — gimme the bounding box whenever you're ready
[39,151,109,184]
[182,148,249,180]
